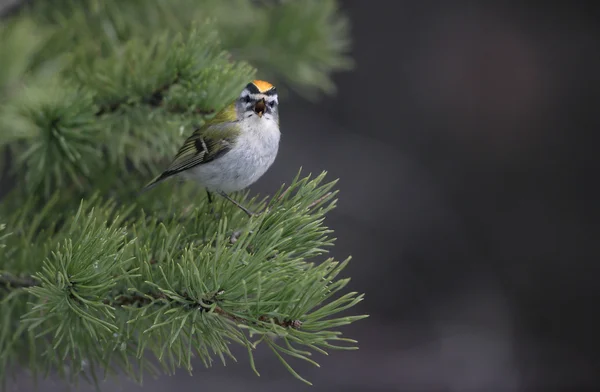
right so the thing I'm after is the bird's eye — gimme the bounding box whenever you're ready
[268,101,276,108]
[243,96,252,103]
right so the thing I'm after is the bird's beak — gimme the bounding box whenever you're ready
[254,99,266,118]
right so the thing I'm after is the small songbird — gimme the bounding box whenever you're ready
[142,80,281,216]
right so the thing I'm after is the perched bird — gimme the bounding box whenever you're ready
[142,80,281,216]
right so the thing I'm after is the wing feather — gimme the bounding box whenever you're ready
[142,104,241,191]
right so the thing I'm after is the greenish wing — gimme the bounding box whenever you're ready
[165,124,237,174]
[143,122,239,190]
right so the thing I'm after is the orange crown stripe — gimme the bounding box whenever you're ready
[252,80,275,93]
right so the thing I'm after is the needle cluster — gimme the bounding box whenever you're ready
[0,0,364,388]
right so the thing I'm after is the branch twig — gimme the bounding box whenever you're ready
[0,274,37,290]
[95,73,216,116]
[107,290,302,329]
[1,273,301,329]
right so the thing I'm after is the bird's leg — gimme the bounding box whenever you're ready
[205,189,216,215]
[218,191,255,217]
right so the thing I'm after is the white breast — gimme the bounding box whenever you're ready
[184,116,281,193]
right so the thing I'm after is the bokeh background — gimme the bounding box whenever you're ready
[2,1,599,391]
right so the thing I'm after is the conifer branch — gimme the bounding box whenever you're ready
[0,276,303,330]
[0,0,361,388]
[94,101,123,116]
[143,73,182,108]
[106,289,302,329]
[0,173,365,387]
[95,73,215,116]
[0,274,301,329]
[0,273,36,290]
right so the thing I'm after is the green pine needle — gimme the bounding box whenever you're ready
[0,0,362,388]
[1,172,366,387]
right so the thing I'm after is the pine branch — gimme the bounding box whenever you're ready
[0,0,362,388]
[0,173,367,388]
[107,290,302,329]
[94,73,216,116]
[138,73,182,108]
[0,274,302,328]
[0,273,36,290]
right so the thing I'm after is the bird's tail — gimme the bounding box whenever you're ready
[138,173,169,196]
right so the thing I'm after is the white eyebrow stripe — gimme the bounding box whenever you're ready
[239,91,278,104]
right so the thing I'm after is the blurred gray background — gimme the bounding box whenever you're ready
[4,1,600,391]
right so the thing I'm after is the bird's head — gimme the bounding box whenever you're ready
[237,80,278,121]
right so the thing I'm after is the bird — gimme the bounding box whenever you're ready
[142,80,281,216]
